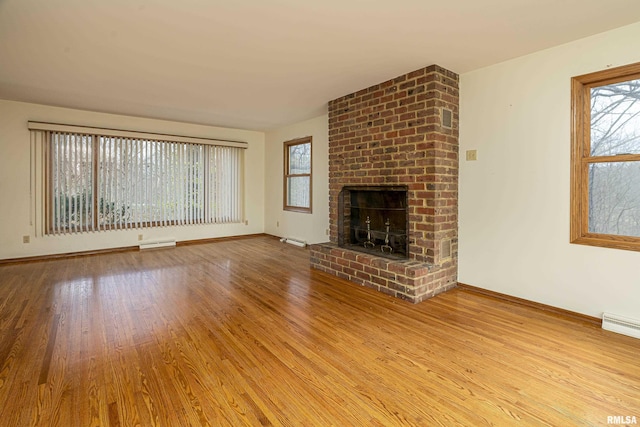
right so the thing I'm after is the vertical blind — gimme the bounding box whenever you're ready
[30,123,245,235]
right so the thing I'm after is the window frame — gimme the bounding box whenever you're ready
[283,136,312,214]
[570,62,640,251]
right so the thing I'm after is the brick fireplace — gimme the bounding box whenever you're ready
[310,64,459,303]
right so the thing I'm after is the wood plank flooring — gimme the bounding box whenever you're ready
[0,235,638,426]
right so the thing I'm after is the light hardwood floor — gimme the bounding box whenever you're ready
[0,235,638,426]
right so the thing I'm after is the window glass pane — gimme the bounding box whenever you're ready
[51,133,93,233]
[287,176,310,208]
[589,161,640,236]
[288,143,311,174]
[590,79,640,156]
[98,137,130,226]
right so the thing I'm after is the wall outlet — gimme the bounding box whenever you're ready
[277,221,279,227]
[245,220,249,225]
[138,234,143,241]
[23,235,30,244]
[326,229,329,235]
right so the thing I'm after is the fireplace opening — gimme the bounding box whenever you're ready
[338,186,409,259]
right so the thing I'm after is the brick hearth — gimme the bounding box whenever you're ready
[310,64,459,303]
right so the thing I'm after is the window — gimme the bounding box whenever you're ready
[284,137,312,213]
[571,62,640,251]
[29,122,245,235]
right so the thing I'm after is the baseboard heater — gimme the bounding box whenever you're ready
[602,312,640,339]
[139,238,177,250]
[280,237,307,248]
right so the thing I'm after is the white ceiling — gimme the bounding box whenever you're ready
[2,0,640,131]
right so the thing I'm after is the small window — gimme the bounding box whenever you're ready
[284,137,312,213]
[571,62,640,250]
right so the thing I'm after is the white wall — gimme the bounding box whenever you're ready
[459,22,640,319]
[264,115,329,244]
[0,100,265,260]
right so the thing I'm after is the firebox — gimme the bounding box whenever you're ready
[338,186,409,259]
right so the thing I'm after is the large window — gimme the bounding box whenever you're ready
[571,62,640,251]
[284,137,312,213]
[29,122,245,235]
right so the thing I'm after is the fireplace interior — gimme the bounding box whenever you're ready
[339,186,408,259]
